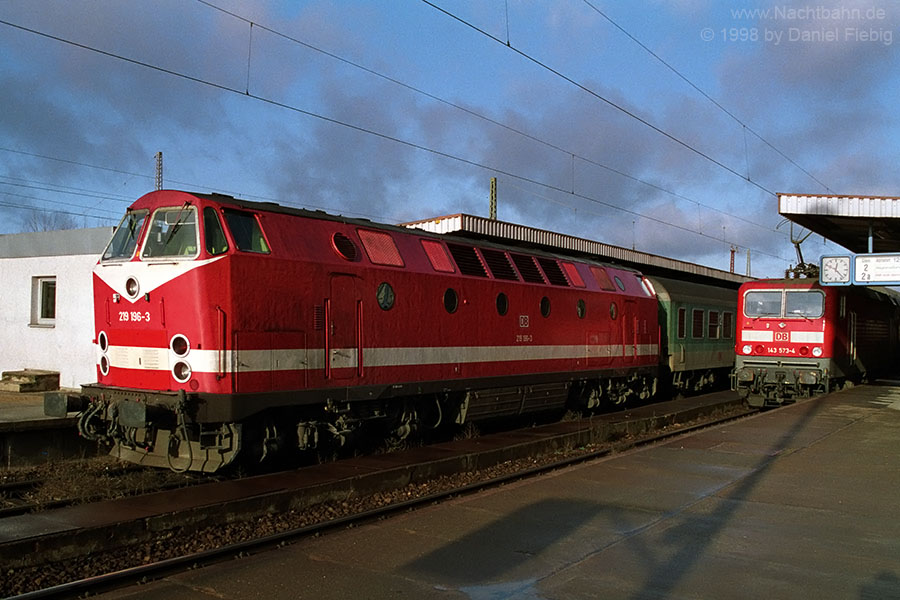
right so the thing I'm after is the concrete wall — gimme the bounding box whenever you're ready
[0,228,112,389]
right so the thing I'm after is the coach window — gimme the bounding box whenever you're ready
[496,292,509,316]
[31,276,56,327]
[540,296,551,317]
[722,312,733,339]
[444,288,459,314]
[203,207,229,255]
[677,307,686,339]
[692,309,705,339]
[223,209,270,253]
[708,311,720,339]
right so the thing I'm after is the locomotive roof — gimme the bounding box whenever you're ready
[401,213,750,289]
[184,192,643,274]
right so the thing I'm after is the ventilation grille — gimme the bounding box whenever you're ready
[538,258,569,286]
[591,266,616,291]
[480,248,519,281]
[421,239,455,272]
[561,262,585,287]
[357,229,404,266]
[511,254,545,284]
[447,243,488,277]
[332,232,359,261]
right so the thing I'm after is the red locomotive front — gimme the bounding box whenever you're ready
[732,278,899,406]
[50,190,661,472]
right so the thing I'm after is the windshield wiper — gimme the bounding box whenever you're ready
[162,202,191,250]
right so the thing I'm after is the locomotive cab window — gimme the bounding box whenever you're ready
[204,207,229,255]
[141,206,199,259]
[223,209,270,253]
[785,290,824,318]
[744,291,782,317]
[103,209,148,261]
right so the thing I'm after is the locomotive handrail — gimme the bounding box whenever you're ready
[216,306,226,380]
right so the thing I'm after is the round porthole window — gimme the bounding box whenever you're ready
[332,232,359,261]
[610,302,618,320]
[377,282,395,311]
[614,275,625,291]
[496,292,509,316]
[540,296,551,318]
[444,288,459,314]
[576,299,586,319]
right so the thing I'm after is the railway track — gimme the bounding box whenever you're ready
[0,463,204,519]
[3,393,757,599]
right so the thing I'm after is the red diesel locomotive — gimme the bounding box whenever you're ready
[47,190,661,471]
[732,277,900,406]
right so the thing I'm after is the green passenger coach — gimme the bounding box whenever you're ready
[648,276,737,394]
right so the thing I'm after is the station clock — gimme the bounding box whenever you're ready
[820,255,851,284]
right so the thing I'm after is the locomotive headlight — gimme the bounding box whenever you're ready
[812,347,823,357]
[173,361,192,383]
[99,355,110,376]
[742,344,753,355]
[98,331,109,353]
[170,334,190,357]
[125,276,140,299]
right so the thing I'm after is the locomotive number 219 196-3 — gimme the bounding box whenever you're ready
[119,311,151,323]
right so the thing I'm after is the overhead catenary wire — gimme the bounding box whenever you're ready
[195,0,779,237]
[420,0,778,198]
[0,14,792,264]
[581,0,834,194]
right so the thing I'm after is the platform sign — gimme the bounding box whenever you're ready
[854,253,900,285]
[819,255,853,286]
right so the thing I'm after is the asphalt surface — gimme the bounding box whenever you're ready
[88,383,900,600]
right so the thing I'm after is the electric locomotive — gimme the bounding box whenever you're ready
[732,278,900,406]
[46,190,661,472]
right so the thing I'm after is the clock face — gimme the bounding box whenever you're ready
[821,256,851,283]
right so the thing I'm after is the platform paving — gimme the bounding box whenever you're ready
[90,383,900,600]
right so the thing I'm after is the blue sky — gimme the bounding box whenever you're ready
[2,0,898,278]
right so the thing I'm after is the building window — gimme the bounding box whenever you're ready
[32,276,56,327]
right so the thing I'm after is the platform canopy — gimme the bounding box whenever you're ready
[779,193,900,254]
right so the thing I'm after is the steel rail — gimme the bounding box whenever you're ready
[10,406,758,600]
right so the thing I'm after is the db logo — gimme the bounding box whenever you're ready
[519,315,530,328]
[774,332,789,342]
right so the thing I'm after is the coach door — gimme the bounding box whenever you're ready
[326,274,363,380]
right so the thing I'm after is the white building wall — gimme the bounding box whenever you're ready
[0,253,99,388]
[0,228,112,390]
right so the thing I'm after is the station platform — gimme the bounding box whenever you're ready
[0,391,57,423]
[92,383,900,600]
